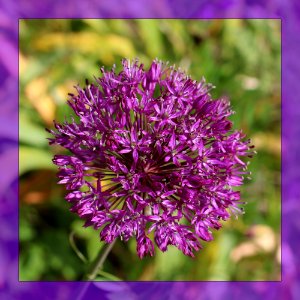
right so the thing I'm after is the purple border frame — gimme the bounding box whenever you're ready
[1,1,299,299]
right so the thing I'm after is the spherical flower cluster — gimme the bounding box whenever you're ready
[48,59,254,258]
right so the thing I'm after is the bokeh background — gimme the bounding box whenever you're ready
[19,19,281,281]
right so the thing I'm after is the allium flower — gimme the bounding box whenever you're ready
[48,59,254,258]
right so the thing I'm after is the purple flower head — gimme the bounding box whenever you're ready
[48,59,254,258]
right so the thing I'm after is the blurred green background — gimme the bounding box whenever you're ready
[19,19,281,281]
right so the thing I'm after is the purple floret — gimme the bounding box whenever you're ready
[48,59,254,258]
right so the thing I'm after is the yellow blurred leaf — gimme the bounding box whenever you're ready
[25,77,56,124]
[54,81,76,103]
[230,224,277,263]
[230,241,258,263]
[276,244,281,265]
[252,132,281,156]
[250,224,277,252]
[32,32,136,64]
[19,52,28,75]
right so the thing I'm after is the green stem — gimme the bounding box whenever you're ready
[85,239,117,281]
[76,240,117,300]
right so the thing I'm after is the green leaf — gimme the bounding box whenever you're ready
[19,217,36,241]
[19,245,46,280]
[19,146,56,175]
[209,231,236,280]
[19,111,49,147]
[137,20,163,58]
[155,246,186,280]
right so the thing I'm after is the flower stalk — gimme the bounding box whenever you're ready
[85,239,117,280]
